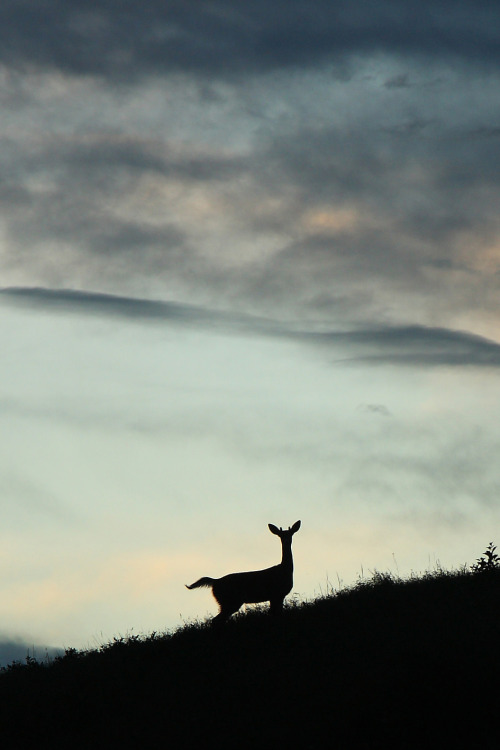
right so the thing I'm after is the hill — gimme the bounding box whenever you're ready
[1,565,500,748]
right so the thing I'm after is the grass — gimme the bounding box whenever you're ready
[1,560,500,748]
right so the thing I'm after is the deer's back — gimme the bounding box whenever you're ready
[212,564,293,605]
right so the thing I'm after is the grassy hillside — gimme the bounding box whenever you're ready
[2,563,500,748]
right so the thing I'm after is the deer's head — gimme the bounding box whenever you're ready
[268,520,301,540]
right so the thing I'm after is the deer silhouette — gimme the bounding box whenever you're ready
[186,520,301,624]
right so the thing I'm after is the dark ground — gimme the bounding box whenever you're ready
[1,567,499,748]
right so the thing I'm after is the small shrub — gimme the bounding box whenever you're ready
[471,542,500,573]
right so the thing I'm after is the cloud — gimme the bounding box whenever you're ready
[0,5,499,330]
[0,637,62,669]
[303,325,500,367]
[384,73,412,89]
[358,403,392,417]
[0,286,272,330]
[0,472,78,528]
[2,286,500,369]
[0,1,499,82]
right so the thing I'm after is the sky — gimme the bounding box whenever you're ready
[1,0,500,665]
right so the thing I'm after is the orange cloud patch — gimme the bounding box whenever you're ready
[0,549,209,624]
[303,207,361,234]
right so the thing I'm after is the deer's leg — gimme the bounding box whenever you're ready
[212,600,242,626]
[211,611,228,628]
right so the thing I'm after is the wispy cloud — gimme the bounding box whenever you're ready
[303,325,500,367]
[2,286,500,368]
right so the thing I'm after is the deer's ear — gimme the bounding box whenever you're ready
[268,524,280,535]
[291,520,301,533]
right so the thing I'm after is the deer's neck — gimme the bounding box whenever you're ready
[280,540,294,571]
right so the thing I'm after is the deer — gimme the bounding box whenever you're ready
[186,520,301,625]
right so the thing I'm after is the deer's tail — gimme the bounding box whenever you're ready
[185,577,215,590]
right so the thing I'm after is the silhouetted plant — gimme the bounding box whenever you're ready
[471,542,500,572]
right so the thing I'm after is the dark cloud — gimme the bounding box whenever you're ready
[3,286,500,369]
[384,73,412,89]
[39,137,244,183]
[223,109,500,321]
[257,118,500,227]
[305,325,500,367]
[0,286,219,321]
[358,403,392,417]
[0,140,175,281]
[0,286,278,332]
[0,4,499,328]
[0,128,249,290]
[0,638,62,669]
[0,1,499,81]
[2,106,500,323]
